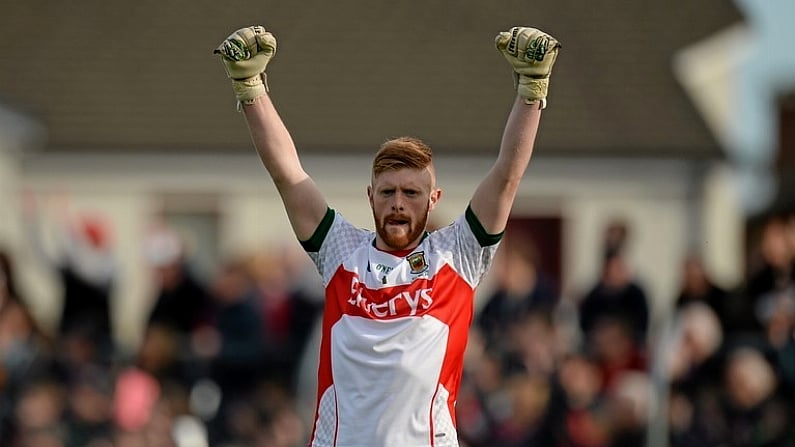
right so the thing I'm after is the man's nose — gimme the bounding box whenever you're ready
[391,193,405,210]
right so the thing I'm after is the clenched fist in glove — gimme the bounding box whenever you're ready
[495,27,561,108]
[214,26,277,107]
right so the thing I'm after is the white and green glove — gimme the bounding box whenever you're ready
[214,26,277,107]
[495,27,561,108]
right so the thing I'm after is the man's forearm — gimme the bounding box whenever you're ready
[242,94,308,189]
[495,96,542,186]
[470,96,541,233]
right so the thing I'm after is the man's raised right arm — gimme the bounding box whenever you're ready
[215,26,328,241]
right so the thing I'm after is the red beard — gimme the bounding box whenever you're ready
[374,206,429,251]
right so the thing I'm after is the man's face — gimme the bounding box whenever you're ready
[368,168,441,251]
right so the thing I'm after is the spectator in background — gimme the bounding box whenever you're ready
[665,302,725,447]
[62,365,114,447]
[247,249,295,385]
[603,220,629,260]
[579,252,650,350]
[588,318,647,393]
[0,252,55,445]
[140,225,213,431]
[508,310,562,378]
[744,216,795,335]
[144,226,212,339]
[754,216,795,415]
[742,212,795,426]
[247,248,322,390]
[8,378,67,447]
[493,372,553,447]
[697,347,792,446]
[603,371,651,447]
[764,287,795,403]
[23,195,117,366]
[541,351,611,447]
[477,232,559,357]
[579,219,650,350]
[195,256,265,444]
[754,220,795,353]
[456,348,517,447]
[203,257,265,393]
[278,244,325,386]
[224,381,306,447]
[667,303,724,395]
[674,254,734,332]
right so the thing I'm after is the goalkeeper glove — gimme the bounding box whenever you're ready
[214,26,277,108]
[495,27,561,108]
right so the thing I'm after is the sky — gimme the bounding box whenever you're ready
[732,0,795,213]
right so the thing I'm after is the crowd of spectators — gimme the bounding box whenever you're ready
[0,208,322,447]
[1,207,794,446]
[459,214,795,447]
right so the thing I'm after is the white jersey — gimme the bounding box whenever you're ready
[303,207,501,447]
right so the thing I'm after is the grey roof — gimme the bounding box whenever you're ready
[0,0,742,158]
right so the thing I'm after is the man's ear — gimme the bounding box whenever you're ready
[429,188,442,211]
[367,185,374,207]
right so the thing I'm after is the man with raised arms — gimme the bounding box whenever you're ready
[214,24,560,447]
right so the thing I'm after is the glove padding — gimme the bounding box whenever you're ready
[495,27,561,108]
[214,26,277,106]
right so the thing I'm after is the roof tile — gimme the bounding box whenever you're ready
[0,0,742,157]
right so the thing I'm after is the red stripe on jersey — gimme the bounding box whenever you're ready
[310,262,475,444]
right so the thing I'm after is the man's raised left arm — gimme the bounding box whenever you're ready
[469,27,561,235]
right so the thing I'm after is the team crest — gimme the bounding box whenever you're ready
[406,251,428,274]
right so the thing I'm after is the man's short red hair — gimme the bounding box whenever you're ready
[372,137,434,178]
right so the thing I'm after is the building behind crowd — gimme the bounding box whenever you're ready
[1,1,794,446]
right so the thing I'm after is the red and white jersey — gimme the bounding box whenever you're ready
[304,207,501,447]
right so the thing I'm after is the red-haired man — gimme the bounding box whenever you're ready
[215,25,560,447]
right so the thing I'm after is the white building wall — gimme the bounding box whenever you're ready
[9,151,743,350]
